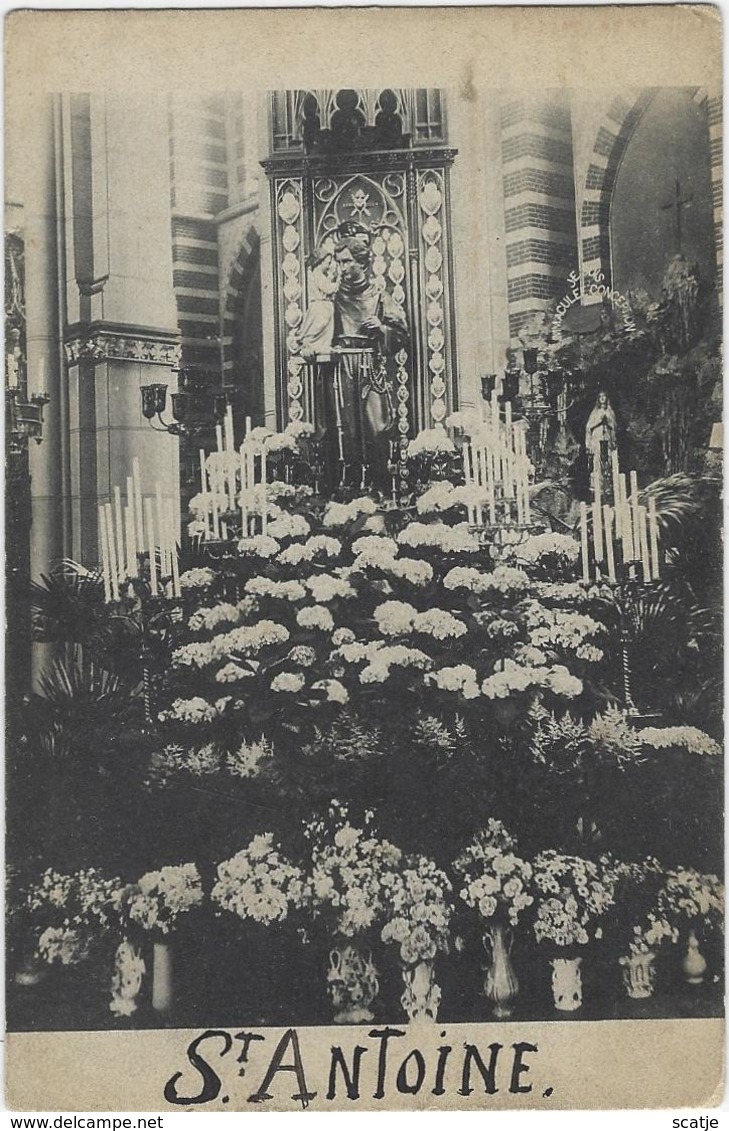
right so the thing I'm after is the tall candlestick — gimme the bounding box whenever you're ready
[144,498,158,596]
[648,495,660,579]
[603,505,616,583]
[98,505,111,602]
[580,501,590,582]
[104,502,120,601]
[132,457,144,550]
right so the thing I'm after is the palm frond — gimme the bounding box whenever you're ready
[641,474,702,544]
[31,560,107,645]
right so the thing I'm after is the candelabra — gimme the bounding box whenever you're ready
[140,368,228,437]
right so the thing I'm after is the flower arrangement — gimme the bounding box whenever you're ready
[116,863,203,937]
[531,851,616,950]
[380,855,453,966]
[212,834,305,926]
[453,819,533,927]
[301,802,402,939]
[656,867,724,939]
[640,726,721,758]
[406,426,455,458]
[609,857,679,956]
[27,868,120,966]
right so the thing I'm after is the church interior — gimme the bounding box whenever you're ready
[6,86,724,1030]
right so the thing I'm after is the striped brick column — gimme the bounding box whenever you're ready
[500,94,579,340]
[168,96,229,369]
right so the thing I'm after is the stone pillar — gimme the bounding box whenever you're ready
[63,93,181,565]
[25,95,63,686]
[448,90,511,410]
[257,95,278,430]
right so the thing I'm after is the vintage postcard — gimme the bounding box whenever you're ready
[4,5,724,1113]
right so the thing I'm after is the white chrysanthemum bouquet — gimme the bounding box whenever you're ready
[302,801,403,939]
[212,833,305,926]
[453,819,534,927]
[531,850,616,951]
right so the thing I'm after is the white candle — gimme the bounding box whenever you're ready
[611,449,620,522]
[113,486,125,581]
[638,505,651,582]
[475,448,486,525]
[648,495,660,579]
[156,484,168,578]
[630,470,641,559]
[592,501,603,563]
[132,457,144,550]
[144,498,158,596]
[260,444,268,536]
[225,407,236,509]
[168,507,181,598]
[462,442,472,485]
[580,501,590,582]
[488,448,496,524]
[215,424,224,453]
[603,505,616,583]
[246,449,256,533]
[104,502,119,601]
[124,504,136,579]
[240,443,249,536]
[98,505,111,602]
[245,415,252,436]
[211,488,220,540]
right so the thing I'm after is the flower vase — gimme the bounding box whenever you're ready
[619,951,657,999]
[152,940,173,1015]
[14,949,48,987]
[483,922,519,1019]
[682,929,707,985]
[550,955,583,1012]
[109,939,146,1017]
[400,959,441,1023]
[327,944,379,1024]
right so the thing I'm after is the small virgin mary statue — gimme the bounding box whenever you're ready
[585,390,618,498]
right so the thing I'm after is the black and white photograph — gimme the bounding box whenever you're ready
[4,6,724,1112]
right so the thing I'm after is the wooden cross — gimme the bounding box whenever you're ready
[661,177,693,254]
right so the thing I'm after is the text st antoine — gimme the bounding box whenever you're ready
[164,1026,547,1109]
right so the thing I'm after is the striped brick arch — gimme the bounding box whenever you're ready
[580,87,723,294]
[222,224,261,395]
